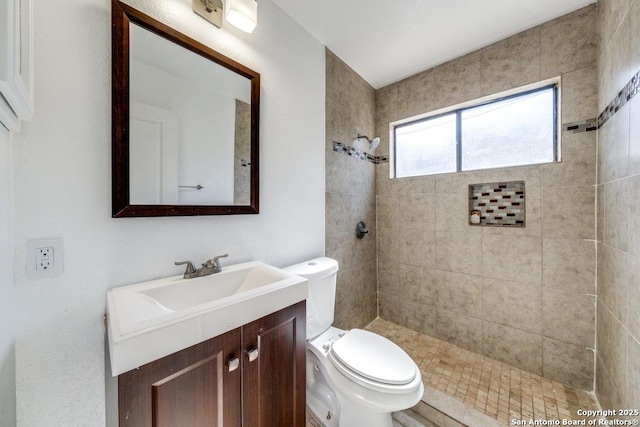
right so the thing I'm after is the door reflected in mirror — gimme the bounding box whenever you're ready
[112,0,259,217]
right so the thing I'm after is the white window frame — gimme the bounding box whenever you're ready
[389,77,562,178]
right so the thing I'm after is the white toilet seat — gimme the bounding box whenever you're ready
[329,329,417,385]
[327,329,422,395]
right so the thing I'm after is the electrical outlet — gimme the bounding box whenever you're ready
[27,238,63,279]
[36,247,54,271]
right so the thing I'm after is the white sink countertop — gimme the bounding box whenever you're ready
[106,260,308,376]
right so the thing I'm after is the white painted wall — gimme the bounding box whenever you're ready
[10,0,325,425]
[0,126,16,427]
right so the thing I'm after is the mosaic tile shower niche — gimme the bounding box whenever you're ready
[469,181,525,227]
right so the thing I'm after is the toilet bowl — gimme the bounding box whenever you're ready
[286,257,424,427]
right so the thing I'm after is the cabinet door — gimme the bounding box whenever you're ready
[118,327,242,427]
[242,301,306,427]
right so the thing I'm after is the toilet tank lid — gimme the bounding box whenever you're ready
[284,257,339,281]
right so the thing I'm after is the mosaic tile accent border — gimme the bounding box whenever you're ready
[562,118,598,133]
[598,67,640,128]
[469,181,525,227]
[332,141,389,164]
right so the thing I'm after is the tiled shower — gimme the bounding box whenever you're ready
[326,0,639,415]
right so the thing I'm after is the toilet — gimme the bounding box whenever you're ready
[285,257,424,427]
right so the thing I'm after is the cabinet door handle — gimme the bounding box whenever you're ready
[247,348,259,362]
[228,357,240,372]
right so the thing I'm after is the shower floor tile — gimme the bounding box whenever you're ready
[366,319,600,426]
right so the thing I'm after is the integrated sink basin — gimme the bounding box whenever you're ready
[106,261,308,376]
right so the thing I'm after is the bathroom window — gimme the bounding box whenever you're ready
[392,84,558,177]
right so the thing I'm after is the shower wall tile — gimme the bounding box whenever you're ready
[561,66,598,125]
[597,303,628,397]
[540,5,597,79]
[397,191,436,231]
[435,309,483,354]
[397,228,435,268]
[596,356,625,412]
[482,277,542,334]
[628,255,640,340]
[483,322,543,375]
[598,103,630,184]
[429,51,482,112]
[597,243,629,325]
[434,270,482,318]
[542,238,595,293]
[604,179,630,252]
[628,338,640,409]
[542,186,595,239]
[326,49,377,330]
[541,131,596,188]
[482,234,542,285]
[630,95,640,177]
[597,3,631,112]
[435,232,482,276]
[542,287,595,347]
[374,6,598,389]
[542,337,594,390]
[479,27,541,96]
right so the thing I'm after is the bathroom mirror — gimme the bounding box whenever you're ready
[112,0,260,217]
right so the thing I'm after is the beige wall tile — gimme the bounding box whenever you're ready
[483,322,543,374]
[397,228,436,268]
[542,186,595,239]
[604,179,630,252]
[479,28,541,96]
[542,132,596,188]
[597,243,629,324]
[627,256,640,341]
[540,5,597,79]
[435,270,482,318]
[598,8,631,111]
[628,337,640,409]
[629,95,640,176]
[599,104,630,185]
[542,238,596,293]
[483,277,542,334]
[597,303,628,397]
[627,175,640,258]
[597,184,606,243]
[397,191,436,231]
[429,51,482,111]
[561,66,598,123]
[436,309,483,353]
[542,337,594,390]
[596,356,626,411]
[435,232,482,275]
[542,287,595,347]
[482,234,542,285]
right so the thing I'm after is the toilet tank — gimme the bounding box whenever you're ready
[285,257,339,339]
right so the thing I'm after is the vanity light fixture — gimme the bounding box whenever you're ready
[225,0,257,33]
[193,0,257,34]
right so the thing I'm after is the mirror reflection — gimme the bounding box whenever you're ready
[112,0,260,217]
[129,23,252,206]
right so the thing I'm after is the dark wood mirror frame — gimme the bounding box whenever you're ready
[112,0,260,217]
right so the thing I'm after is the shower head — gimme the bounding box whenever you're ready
[356,134,380,151]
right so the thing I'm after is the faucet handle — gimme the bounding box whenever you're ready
[205,253,229,269]
[175,261,196,274]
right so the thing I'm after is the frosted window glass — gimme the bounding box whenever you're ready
[461,89,555,171]
[395,113,457,177]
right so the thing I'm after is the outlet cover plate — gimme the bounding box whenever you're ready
[26,238,63,279]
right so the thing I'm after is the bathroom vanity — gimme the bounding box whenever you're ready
[106,260,309,426]
[117,301,306,426]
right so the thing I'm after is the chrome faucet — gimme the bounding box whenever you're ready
[175,254,229,279]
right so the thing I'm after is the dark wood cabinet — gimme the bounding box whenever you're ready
[118,301,306,427]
